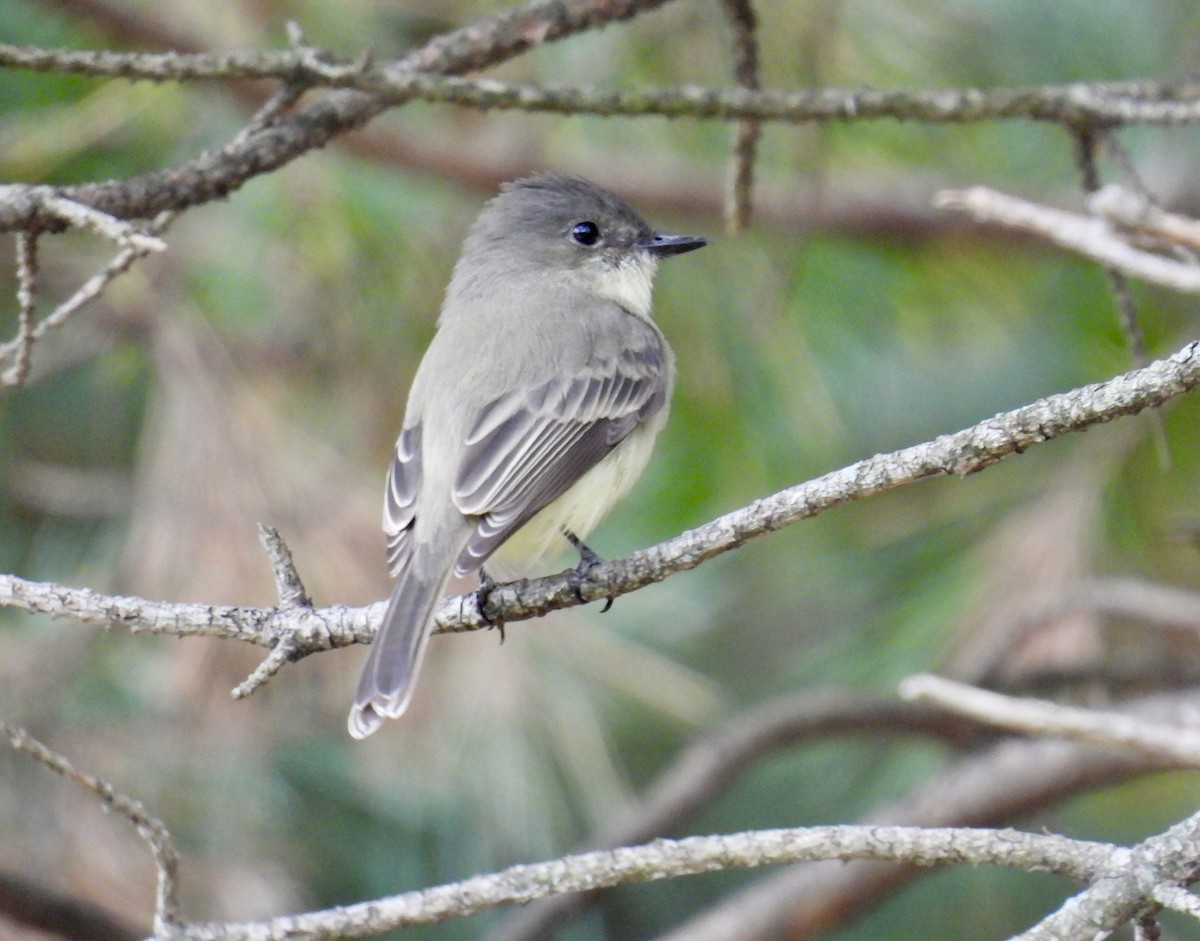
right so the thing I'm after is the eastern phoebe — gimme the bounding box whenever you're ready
[349,174,707,738]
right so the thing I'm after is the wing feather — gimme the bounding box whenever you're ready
[451,331,669,572]
[383,424,422,577]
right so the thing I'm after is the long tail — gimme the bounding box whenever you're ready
[348,559,451,739]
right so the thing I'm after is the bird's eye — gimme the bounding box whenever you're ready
[571,221,600,246]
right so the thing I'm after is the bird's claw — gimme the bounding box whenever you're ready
[475,567,506,643]
[563,530,615,612]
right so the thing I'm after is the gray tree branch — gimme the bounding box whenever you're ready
[1,724,181,935]
[901,674,1200,762]
[0,0,679,233]
[5,44,1200,130]
[3,337,1199,697]
[174,825,1111,940]
[651,690,1200,941]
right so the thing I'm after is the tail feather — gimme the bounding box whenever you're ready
[348,564,450,739]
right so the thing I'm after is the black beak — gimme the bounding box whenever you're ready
[639,233,708,258]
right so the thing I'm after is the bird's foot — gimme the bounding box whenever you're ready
[475,567,505,643]
[563,530,614,612]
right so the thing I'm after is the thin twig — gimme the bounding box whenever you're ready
[257,523,311,609]
[1092,184,1200,253]
[1071,129,1167,466]
[40,194,167,252]
[1011,807,1200,941]
[718,0,761,232]
[232,524,315,698]
[900,674,1200,763]
[2,232,38,387]
[230,82,307,147]
[7,41,1200,127]
[5,66,1200,234]
[1,723,182,934]
[937,187,1200,292]
[0,211,173,364]
[1073,129,1151,364]
[1151,885,1200,919]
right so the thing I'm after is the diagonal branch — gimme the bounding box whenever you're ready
[0,211,172,368]
[1014,808,1200,941]
[1,723,181,934]
[0,0,680,232]
[2,338,1199,670]
[938,187,1200,292]
[901,674,1200,763]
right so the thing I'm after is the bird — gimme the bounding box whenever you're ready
[349,173,707,738]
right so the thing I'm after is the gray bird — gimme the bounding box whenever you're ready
[349,174,707,738]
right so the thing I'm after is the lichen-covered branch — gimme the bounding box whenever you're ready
[5,43,1200,129]
[176,825,1110,940]
[3,338,1198,691]
[0,0,680,232]
[2,232,38,387]
[1013,809,1200,941]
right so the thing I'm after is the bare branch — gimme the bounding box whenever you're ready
[3,338,1200,659]
[230,525,316,699]
[0,569,370,649]
[2,232,38,387]
[651,690,1198,941]
[1013,809,1200,941]
[1093,183,1200,252]
[257,523,311,609]
[1068,130,1170,465]
[0,0,682,232]
[490,692,982,941]
[937,187,1200,291]
[176,825,1110,940]
[1151,884,1200,920]
[0,193,166,382]
[1,723,181,934]
[37,194,167,251]
[900,674,1200,763]
[1072,130,1152,366]
[718,0,761,232]
[7,41,1200,128]
[0,210,173,366]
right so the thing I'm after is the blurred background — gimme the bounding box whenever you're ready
[4,0,1200,939]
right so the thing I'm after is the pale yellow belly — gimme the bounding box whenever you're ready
[490,420,662,570]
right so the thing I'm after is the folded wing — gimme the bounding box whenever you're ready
[452,338,668,574]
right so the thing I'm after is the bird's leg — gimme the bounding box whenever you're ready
[563,530,615,613]
[475,567,505,643]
